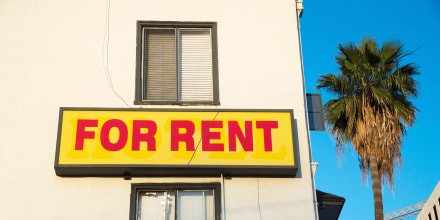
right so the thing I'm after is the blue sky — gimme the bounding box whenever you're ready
[300,0,440,219]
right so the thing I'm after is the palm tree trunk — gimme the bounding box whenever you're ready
[370,152,383,220]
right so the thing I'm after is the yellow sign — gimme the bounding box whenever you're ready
[55,108,297,176]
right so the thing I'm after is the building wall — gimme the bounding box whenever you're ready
[417,181,440,220]
[0,0,315,219]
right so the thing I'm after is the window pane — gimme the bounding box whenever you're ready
[144,28,177,101]
[178,190,215,220]
[178,29,213,102]
[138,191,176,220]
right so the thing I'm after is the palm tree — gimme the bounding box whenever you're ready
[315,37,419,220]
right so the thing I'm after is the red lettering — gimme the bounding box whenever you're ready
[256,121,278,151]
[228,121,253,151]
[100,119,128,151]
[132,120,157,151]
[202,120,224,151]
[75,119,98,150]
[171,120,195,151]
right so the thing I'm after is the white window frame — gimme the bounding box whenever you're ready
[134,21,219,105]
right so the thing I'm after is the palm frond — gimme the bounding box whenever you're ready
[371,87,391,105]
[385,64,420,97]
[363,40,381,67]
[337,42,361,66]
[315,73,354,96]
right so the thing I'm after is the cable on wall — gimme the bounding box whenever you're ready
[187,111,220,165]
[103,0,131,107]
[257,178,263,220]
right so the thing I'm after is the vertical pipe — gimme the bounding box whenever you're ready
[164,191,168,220]
[202,191,206,219]
[221,173,226,220]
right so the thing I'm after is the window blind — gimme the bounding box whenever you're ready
[178,29,214,101]
[144,28,177,101]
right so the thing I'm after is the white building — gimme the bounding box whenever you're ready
[0,0,325,219]
[417,181,440,220]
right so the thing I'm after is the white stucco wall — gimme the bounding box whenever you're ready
[0,0,315,219]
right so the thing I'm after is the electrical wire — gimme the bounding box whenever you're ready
[257,178,263,220]
[187,112,220,165]
[103,0,131,107]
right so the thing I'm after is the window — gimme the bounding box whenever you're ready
[135,21,219,105]
[306,93,325,131]
[129,183,221,220]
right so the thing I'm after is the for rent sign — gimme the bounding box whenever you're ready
[55,108,298,177]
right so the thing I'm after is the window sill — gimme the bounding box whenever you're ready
[134,100,221,106]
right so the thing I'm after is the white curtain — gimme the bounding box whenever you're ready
[177,190,215,220]
[139,191,176,220]
[138,190,214,220]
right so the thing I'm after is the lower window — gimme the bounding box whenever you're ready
[130,183,221,220]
